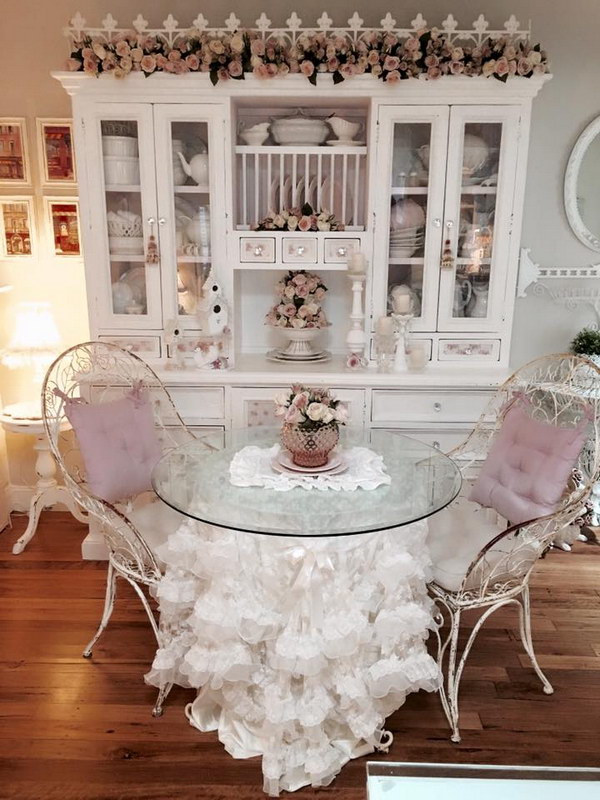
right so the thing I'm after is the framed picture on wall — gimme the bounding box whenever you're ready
[0,118,30,185]
[36,119,76,185]
[0,197,35,257]
[45,197,81,256]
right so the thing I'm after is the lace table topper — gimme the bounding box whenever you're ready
[229,445,392,492]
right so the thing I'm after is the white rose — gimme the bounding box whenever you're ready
[290,316,306,328]
[307,402,326,421]
[272,214,285,228]
[285,285,296,299]
[334,404,349,423]
[321,409,335,424]
[303,302,319,316]
[529,50,542,65]
[274,391,289,407]
[287,215,299,230]
[317,220,330,231]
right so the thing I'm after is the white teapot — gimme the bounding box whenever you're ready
[179,207,210,248]
[176,150,209,185]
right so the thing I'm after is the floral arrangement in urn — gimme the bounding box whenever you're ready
[265,270,328,329]
[275,385,348,467]
[256,204,344,232]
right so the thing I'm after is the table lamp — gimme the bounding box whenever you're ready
[0,301,61,420]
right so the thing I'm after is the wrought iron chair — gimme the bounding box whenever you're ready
[428,354,600,742]
[42,341,197,716]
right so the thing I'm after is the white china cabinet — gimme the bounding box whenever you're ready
[56,73,546,432]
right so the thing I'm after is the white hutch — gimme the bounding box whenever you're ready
[54,17,548,489]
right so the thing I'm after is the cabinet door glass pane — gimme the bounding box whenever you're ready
[171,121,212,317]
[102,120,149,316]
[454,122,501,320]
[386,123,431,319]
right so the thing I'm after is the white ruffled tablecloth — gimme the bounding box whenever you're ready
[229,444,392,491]
[146,516,440,795]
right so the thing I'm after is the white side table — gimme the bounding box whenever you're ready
[0,407,88,554]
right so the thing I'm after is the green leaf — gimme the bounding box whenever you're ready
[209,69,219,86]
[308,71,317,86]
[492,72,508,83]
[301,202,314,216]
[332,70,344,84]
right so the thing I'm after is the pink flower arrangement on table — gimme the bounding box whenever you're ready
[274,385,349,429]
[255,204,344,233]
[265,270,328,329]
[67,29,549,85]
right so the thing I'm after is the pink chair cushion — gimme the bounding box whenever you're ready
[469,399,589,525]
[63,385,162,503]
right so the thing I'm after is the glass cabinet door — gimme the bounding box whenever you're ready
[83,104,162,330]
[437,106,520,332]
[154,104,226,331]
[373,106,449,333]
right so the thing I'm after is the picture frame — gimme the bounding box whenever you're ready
[0,196,35,257]
[36,118,76,185]
[0,118,30,185]
[45,197,81,257]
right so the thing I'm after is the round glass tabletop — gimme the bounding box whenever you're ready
[152,427,462,538]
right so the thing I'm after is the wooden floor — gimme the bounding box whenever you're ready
[0,512,599,799]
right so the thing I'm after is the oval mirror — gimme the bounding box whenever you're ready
[564,116,600,252]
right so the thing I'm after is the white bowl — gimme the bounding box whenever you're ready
[240,130,269,146]
[329,117,361,141]
[104,156,140,185]
[102,135,138,157]
[270,118,329,146]
[108,235,144,255]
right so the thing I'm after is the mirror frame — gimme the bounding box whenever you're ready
[564,116,600,252]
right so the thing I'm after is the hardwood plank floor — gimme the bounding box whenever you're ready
[0,512,599,799]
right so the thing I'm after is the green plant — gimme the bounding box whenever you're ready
[570,327,600,356]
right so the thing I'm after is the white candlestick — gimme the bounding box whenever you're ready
[391,313,414,372]
[347,252,367,275]
[346,273,367,357]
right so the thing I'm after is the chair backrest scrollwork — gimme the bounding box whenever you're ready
[41,341,194,584]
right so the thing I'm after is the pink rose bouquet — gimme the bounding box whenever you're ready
[255,204,343,233]
[265,270,328,329]
[274,384,348,430]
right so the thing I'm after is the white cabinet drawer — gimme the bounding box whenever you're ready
[98,335,161,358]
[164,386,225,422]
[324,238,360,263]
[371,390,492,424]
[240,237,275,262]
[388,427,471,453]
[438,339,501,361]
[282,237,317,263]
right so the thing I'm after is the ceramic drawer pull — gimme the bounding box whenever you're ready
[433,440,441,449]
[324,238,360,263]
[433,402,442,412]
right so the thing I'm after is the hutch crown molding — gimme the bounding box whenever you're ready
[54,13,549,455]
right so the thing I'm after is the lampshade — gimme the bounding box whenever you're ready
[1,301,61,377]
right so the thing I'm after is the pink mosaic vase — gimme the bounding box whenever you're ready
[281,422,339,468]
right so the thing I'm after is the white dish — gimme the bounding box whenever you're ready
[275,449,346,474]
[320,177,352,222]
[307,176,318,208]
[282,176,292,209]
[269,176,279,211]
[326,140,365,147]
[266,349,331,363]
[108,235,144,255]
[293,176,305,207]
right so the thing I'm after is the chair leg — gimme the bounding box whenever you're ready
[153,682,173,718]
[435,604,463,743]
[518,584,554,695]
[83,561,117,658]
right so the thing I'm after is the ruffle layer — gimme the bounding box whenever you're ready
[146,519,438,795]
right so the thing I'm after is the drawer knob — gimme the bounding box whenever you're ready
[433,402,442,412]
[253,245,264,256]
[337,246,348,256]
[433,440,440,449]
[295,245,306,256]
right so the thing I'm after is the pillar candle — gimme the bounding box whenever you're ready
[392,293,411,314]
[347,252,367,274]
[376,315,395,336]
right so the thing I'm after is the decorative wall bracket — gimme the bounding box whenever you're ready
[518,248,600,323]
[64,11,532,47]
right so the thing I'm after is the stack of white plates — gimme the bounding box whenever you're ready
[271,449,348,476]
[389,226,424,258]
[266,349,331,364]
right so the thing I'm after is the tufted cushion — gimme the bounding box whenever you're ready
[63,385,162,504]
[469,400,589,525]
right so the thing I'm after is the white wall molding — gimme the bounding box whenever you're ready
[517,248,600,313]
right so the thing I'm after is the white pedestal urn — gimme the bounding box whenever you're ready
[279,327,323,358]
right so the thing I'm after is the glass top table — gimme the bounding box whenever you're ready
[152,427,461,538]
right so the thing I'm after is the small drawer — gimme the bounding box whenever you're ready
[324,238,360,263]
[389,427,471,453]
[98,335,161,358]
[282,237,318,263]
[164,386,225,423]
[372,390,493,424]
[438,339,501,361]
[240,237,275,263]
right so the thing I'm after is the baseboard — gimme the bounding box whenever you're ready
[9,484,71,513]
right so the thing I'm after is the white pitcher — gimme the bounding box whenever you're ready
[467,280,489,318]
[452,279,472,317]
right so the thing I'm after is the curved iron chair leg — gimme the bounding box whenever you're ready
[518,584,554,695]
[83,561,117,658]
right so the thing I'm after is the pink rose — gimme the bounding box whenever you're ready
[284,405,304,424]
[115,41,130,57]
[298,216,312,231]
[66,58,82,71]
[131,47,144,62]
[296,283,309,298]
[186,54,200,70]
[327,57,339,72]
[367,49,380,66]
[386,69,401,83]
[292,274,307,285]
[427,66,442,79]
[251,39,265,56]
[495,56,510,77]
[278,63,290,76]
[265,63,278,77]
[282,303,297,317]
[228,60,243,77]
[424,54,439,68]
[218,67,230,81]
[167,49,181,62]
[209,39,225,55]
[300,60,315,77]
[172,60,189,74]
[83,58,98,74]
[449,60,465,74]
[254,64,270,78]
[156,54,169,69]
[293,391,310,410]
[517,57,532,76]
[383,56,400,71]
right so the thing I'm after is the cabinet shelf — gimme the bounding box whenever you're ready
[460,186,497,194]
[177,255,212,263]
[174,185,210,193]
[109,253,145,261]
[236,145,367,155]
[391,187,429,194]
[234,262,350,272]
[388,257,425,265]
[105,184,141,193]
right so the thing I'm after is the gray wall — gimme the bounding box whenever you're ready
[1,0,599,371]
